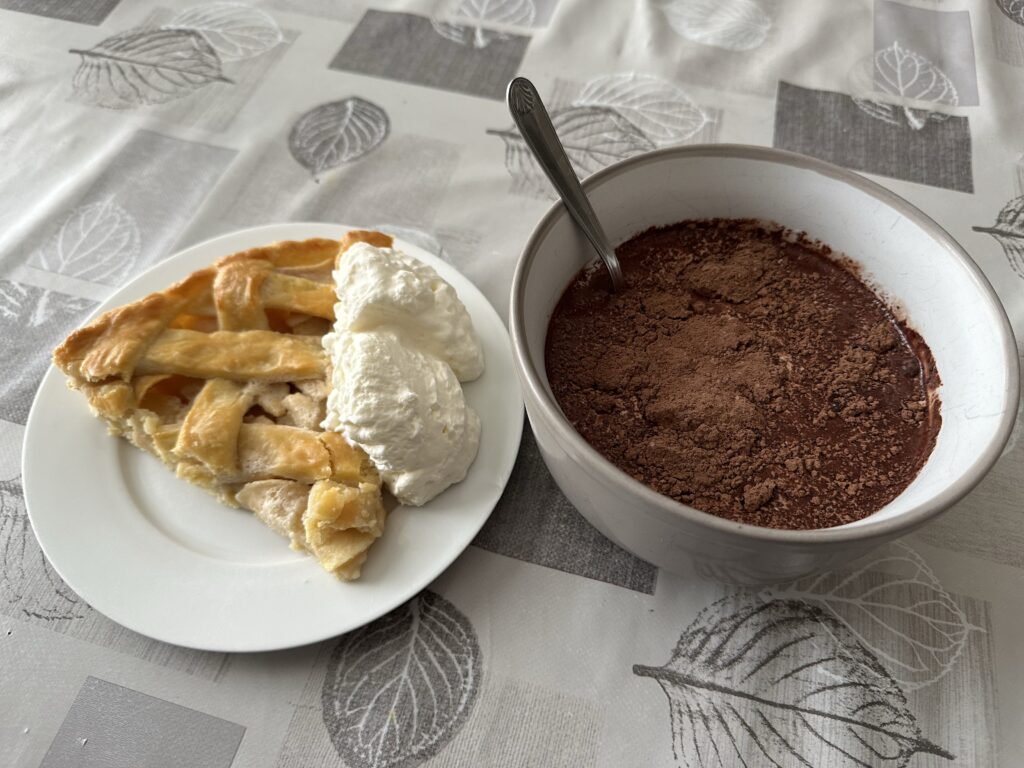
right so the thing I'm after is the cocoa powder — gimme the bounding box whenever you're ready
[545,219,941,530]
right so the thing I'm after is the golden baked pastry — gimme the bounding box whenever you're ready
[53,230,395,580]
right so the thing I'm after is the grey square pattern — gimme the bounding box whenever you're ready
[989,0,1024,69]
[0,281,95,424]
[26,129,236,288]
[0,0,121,25]
[773,80,973,193]
[874,0,979,106]
[329,10,530,101]
[208,131,462,239]
[41,677,244,768]
[473,425,658,594]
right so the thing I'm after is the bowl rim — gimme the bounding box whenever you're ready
[509,143,1021,545]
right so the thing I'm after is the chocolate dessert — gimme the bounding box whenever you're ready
[545,219,941,530]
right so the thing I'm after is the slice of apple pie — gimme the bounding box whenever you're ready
[53,230,395,580]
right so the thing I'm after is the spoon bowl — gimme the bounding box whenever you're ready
[509,143,1018,583]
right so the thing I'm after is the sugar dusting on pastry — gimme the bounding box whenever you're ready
[322,240,484,506]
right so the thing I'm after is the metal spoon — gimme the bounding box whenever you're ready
[506,77,625,292]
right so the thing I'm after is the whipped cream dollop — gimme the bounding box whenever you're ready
[322,242,484,506]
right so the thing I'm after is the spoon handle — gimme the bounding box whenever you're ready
[506,77,625,292]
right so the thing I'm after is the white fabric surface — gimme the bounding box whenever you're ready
[1,0,1023,766]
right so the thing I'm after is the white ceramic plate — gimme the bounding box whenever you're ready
[23,223,523,652]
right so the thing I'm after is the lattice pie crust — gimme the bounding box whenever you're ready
[53,231,395,580]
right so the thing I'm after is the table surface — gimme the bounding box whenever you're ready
[2,1,1023,766]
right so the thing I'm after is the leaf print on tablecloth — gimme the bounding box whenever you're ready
[766,542,979,690]
[996,0,1024,26]
[0,478,84,621]
[35,198,140,286]
[487,106,656,197]
[322,590,481,768]
[0,281,93,329]
[634,596,953,767]
[429,18,502,48]
[432,0,536,48]
[655,0,771,51]
[852,41,958,131]
[289,98,389,180]
[166,3,283,62]
[454,0,536,26]
[974,195,1024,279]
[70,28,232,110]
[573,73,709,146]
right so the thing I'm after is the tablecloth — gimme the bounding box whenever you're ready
[1,0,1023,765]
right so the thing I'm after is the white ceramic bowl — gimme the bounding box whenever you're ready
[510,145,1019,583]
